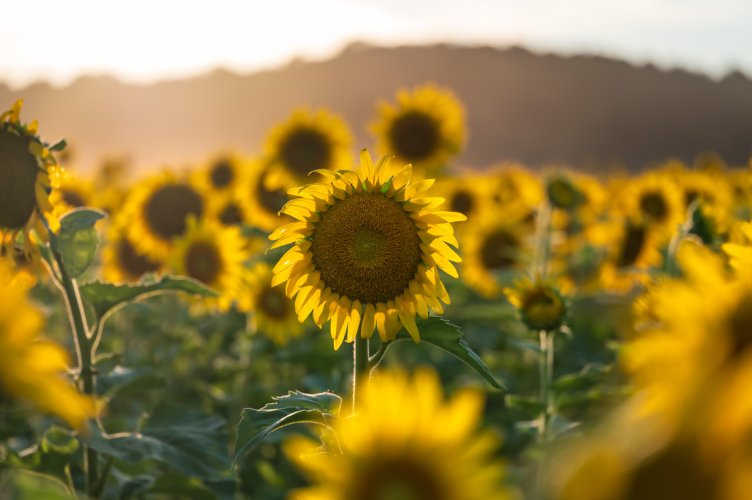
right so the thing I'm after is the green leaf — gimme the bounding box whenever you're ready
[41,426,79,455]
[233,391,341,465]
[412,317,507,391]
[95,365,161,398]
[56,208,106,278]
[79,276,216,324]
[49,139,67,152]
[83,405,228,478]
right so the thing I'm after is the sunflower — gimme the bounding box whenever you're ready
[432,173,493,225]
[489,163,544,221]
[264,108,353,187]
[505,277,568,332]
[206,188,251,228]
[0,100,62,251]
[723,221,752,270]
[123,171,205,260]
[101,216,163,283]
[372,84,466,178]
[676,168,735,242]
[461,217,532,298]
[269,150,465,349]
[193,154,244,196]
[50,169,97,217]
[240,262,302,345]
[624,241,752,423]
[169,216,248,309]
[617,171,684,238]
[238,159,291,232]
[0,258,95,428]
[285,368,515,500]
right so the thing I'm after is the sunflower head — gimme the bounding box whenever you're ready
[240,262,302,345]
[102,220,163,283]
[169,216,247,309]
[372,85,466,177]
[506,278,567,332]
[0,100,62,250]
[546,174,583,211]
[264,108,353,186]
[269,150,465,349]
[237,159,291,232]
[124,172,206,260]
[50,169,97,218]
[285,368,515,500]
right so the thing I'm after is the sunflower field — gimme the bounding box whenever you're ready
[1,84,752,500]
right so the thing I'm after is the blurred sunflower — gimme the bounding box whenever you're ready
[169,217,247,309]
[269,150,465,349]
[0,258,95,429]
[677,168,734,243]
[123,172,205,260]
[285,368,515,500]
[489,164,544,221]
[193,154,244,196]
[624,241,752,422]
[505,277,568,332]
[372,84,466,177]
[618,172,684,237]
[50,169,96,217]
[0,100,61,250]
[240,262,302,345]
[723,221,752,270]
[432,174,493,224]
[206,189,251,228]
[461,218,531,298]
[264,108,353,187]
[238,159,291,232]
[546,173,585,212]
[101,217,163,283]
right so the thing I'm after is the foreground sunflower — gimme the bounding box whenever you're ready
[0,258,95,428]
[264,108,353,187]
[285,368,515,500]
[123,172,205,260]
[372,84,466,177]
[0,100,61,250]
[269,150,465,348]
[240,262,302,345]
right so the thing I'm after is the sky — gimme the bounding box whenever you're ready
[2,0,751,89]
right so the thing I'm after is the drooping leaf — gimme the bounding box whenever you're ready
[233,391,341,465]
[79,276,216,324]
[56,208,106,278]
[413,317,507,391]
[83,405,229,478]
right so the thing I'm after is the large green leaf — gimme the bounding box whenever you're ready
[233,391,341,465]
[414,317,507,391]
[79,276,216,324]
[83,405,229,478]
[56,208,106,278]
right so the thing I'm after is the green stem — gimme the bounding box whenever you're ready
[366,340,393,374]
[535,203,553,279]
[352,336,369,413]
[538,329,555,440]
[48,237,98,498]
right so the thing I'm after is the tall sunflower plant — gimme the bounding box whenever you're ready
[233,150,506,464]
[0,101,219,498]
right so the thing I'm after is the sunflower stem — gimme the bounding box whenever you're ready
[352,336,370,413]
[47,235,98,498]
[538,329,555,440]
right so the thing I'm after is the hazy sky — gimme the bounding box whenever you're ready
[2,0,751,88]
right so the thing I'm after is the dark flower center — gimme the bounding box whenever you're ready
[257,286,289,319]
[311,192,421,304]
[279,128,331,177]
[449,190,474,215]
[210,160,234,188]
[639,192,668,222]
[61,189,86,208]
[115,237,160,280]
[143,184,204,240]
[219,202,244,226]
[350,457,447,500]
[184,241,221,285]
[618,223,647,267]
[480,230,520,270]
[256,172,288,215]
[0,129,39,230]
[388,111,440,162]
